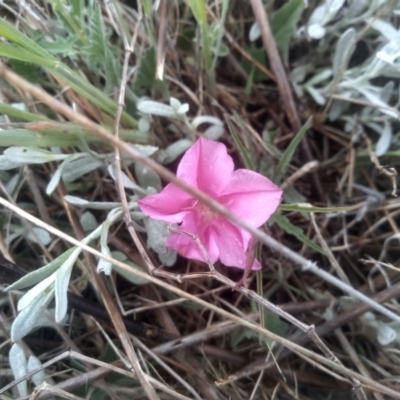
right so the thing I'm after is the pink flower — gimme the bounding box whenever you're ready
[138,137,282,270]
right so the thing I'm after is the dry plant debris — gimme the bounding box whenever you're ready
[1,1,400,399]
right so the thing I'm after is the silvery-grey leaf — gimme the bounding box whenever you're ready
[380,81,394,105]
[26,227,51,246]
[191,115,223,129]
[347,0,367,18]
[46,166,63,196]
[306,87,326,105]
[11,287,55,341]
[326,0,345,15]
[376,41,400,66]
[177,103,189,114]
[61,155,104,183]
[249,22,261,41]
[0,155,26,170]
[6,248,75,291]
[137,100,175,117]
[138,117,151,133]
[158,247,177,267]
[113,261,150,285]
[134,162,162,191]
[18,273,56,311]
[27,356,46,387]
[307,4,326,26]
[304,68,332,86]
[357,87,398,119]
[9,344,28,397]
[97,245,112,275]
[108,164,138,190]
[375,121,392,157]
[64,195,121,209]
[80,211,98,232]
[371,19,400,42]
[169,97,182,111]
[127,144,159,157]
[144,218,177,266]
[156,139,193,164]
[55,252,79,322]
[203,125,224,140]
[46,153,87,195]
[333,28,356,79]
[329,100,347,121]
[377,323,396,346]
[307,23,325,39]
[4,147,67,164]
[290,65,309,84]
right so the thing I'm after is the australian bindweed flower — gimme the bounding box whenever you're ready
[138,137,282,270]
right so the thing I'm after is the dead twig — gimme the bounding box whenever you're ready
[249,0,324,201]
[364,135,398,197]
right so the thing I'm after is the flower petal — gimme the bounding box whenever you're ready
[138,183,195,223]
[209,217,261,270]
[176,137,234,196]
[219,169,282,229]
[166,212,261,270]
[166,211,219,263]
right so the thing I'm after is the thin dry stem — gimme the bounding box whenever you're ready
[2,62,394,324]
[249,0,324,201]
[111,8,158,399]
[1,196,398,397]
[364,135,398,197]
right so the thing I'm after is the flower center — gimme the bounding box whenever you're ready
[197,202,216,222]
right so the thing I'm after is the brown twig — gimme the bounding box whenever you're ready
[155,0,167,80]
[1,196,399,397]
[166,228,343,370]
[249,0,324,201]
[109,5,159,399]
[364,135,398,197]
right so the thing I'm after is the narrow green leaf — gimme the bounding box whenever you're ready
[70,0,84,19]
[230,328,256,348]
[225,117,255,170]
[262,309,289,345]
[142,0,153,17]
[0,43,57,69]
[53,0,88,46]
[0,16,137,127]
[245,64,255,95]
[188,0,207,26]
[276,116,313,180]
[279,203,359,213]
[270,213,325,254]
[241,46,268,82]
[0,103,50,122]
[271,0,304,61]
[211,0,230,71]
[52,66,137,128]
[0,17,55,59]
[0,124,148,147]
[188,0,212,69]
[133,47,156,93]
